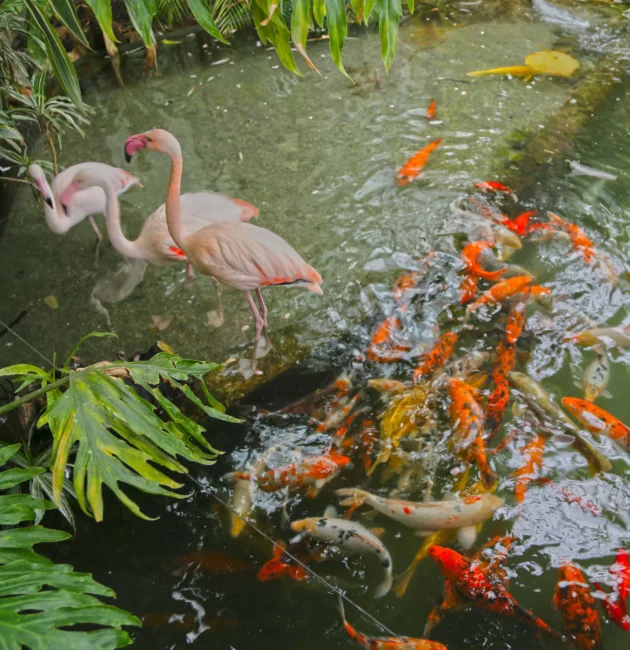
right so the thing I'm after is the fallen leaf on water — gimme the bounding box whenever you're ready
[162,39,180,45]
[43,295,58,310]
[150,314,172,332]
[211,58,230,66]
[525,50,580,77]
[187,85,196,96]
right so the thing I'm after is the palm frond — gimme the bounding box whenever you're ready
[213,0,253,36]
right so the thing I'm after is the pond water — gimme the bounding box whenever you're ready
[3,3,630,650]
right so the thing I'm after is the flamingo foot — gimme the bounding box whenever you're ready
[206,310,224,328]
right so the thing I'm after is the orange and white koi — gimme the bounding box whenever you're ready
[429,545,559,636]
[513,434,546,503]
[426,98,437,120]
[461,241,506,281]
[467,276,532,312]
[572,326,630,348]
[553,563,603,650]
[223,453,351,495]
[505,300,527,344]
[338,596,447,650]
[485,379,510,440]
[367,379,406,394]
[595,549,630,631]
[582,349,609,402]
[366,315,411,362]
[548,212,596,264]
[397,138,443,186]
[460,272,479,304]
[413,332,459,382]
[359,418,378,470]
[561,397,630,448]
[474,181,512,193]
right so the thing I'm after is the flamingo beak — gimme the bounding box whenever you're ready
[58,181,79,216]
[44,196,53,208]
[124,134,149,163]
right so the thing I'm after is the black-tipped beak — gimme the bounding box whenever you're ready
[125,151,132,164]
[61,202,69,216]
[44,196,53,208]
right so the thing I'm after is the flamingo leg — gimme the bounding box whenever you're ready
[212,278,224,326]
[187,263,195,285]
[89,216,103,267]
[245,290,264,374]
[255,288,271,348]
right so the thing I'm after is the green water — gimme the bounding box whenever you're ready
[2,6,630,650]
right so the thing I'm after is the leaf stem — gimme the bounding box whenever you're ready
[0,376,70,417]
[1,176,32,185]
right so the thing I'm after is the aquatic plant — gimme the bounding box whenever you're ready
[0,333,238,521]
[0,445,139,648]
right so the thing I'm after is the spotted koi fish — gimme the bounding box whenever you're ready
[582,349,609,402]
[429,545,559,637]
[397,138,443,186]
[366,315,411,362]
[561,397,630,448]
[223,453,350,495]
[505,300,527,344]
[595,549,630,631]
[338,596,447,649]
[460,272,479,304]
[467,276,532,312]
[548,212,595,264]
[413,332,459,382]
[513,434,546,503]
[553,563,603,650]
[461,241,506,281]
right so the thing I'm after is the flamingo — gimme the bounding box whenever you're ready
[28,162,140,241]
[123,128,323,372]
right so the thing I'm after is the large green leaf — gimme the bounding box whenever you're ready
[186,0,229,44]
[38,352,229,521]
[23,0,84,110]
[376,0,402,71]
[123,0,157,47]
[84,0,119,43]
[252,0,299,74]
[47,0,91,49]
[323,0,348,76]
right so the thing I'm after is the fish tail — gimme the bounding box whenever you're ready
[374,565,393,598]
[467,65,533,77]
[335,487,368,507]
[223,472,251,482]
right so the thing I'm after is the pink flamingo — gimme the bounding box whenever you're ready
[28,162,139,241]
[123,129,323,372]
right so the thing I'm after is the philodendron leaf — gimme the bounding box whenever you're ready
[47,0,91,49]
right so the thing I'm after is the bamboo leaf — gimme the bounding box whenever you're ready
[376,0,401,71]
[47,0,91,49]
[350,0,364,22]
[84,0,119,43]
[123,0,157,47]
[324,0,348,76]
[313,0,325,27]
[186,0,229,44]
[252,0,300,74]
[23,0,84,110]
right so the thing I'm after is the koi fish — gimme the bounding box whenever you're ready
[367,379,406,394]
[338,595,447,649]
[467,276,532,312]
[461,241,506,281]
[502,210,537,236]
[291,506,393,597]
[596,585,630,631]
[485,379,509,440]
[534,478,601,516]
[366,315,411,362]
[429,545,559,636]
[513,434,546,503]
[474,181,512,193]
[561,397,630,448]
[595,549,630,631]
[572,326,630,348]
[336,488,503,536]
[505,300,527,344]
[426,98,437,120]
[553,563,603,650]
[397,138,443,186]
[413,332,458,382]
[548,212,595,264]
[393,272,419,302]
[257,539,327,582]
[223,453,351,495]
[229,450,271,538]
[582,349,609,402]
[444,351,490,379]
[460,272,478,304]
[508,372,612,474]
[359,419,378,470]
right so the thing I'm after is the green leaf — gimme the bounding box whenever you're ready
[377,0,401,71]
[291,0,312,47]
[123,0,157,47]
[0,364,51,380]
[84,0,119,43]
[23,0,84,110]
[324,0,348,76]
[364,0,376,23]
[313,0,325,27]
[0,467,46,490]
[0,444,21,467]
[63,331,117,369]
[0,495,56,525]
[252,0,300,74]
[47,0,92,49]
[350,0,364,22]
[0,525,70,548]
[406,0,414,14]
[186,0,229,44]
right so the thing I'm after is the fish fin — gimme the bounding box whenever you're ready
[415,530,439,537]
[273,542,286,559]
[374,568,393,598]
[369,527,386,537]
[335,488,367,507]
[337,594,346,623]
[456,525,478,550]
[223,472,250,482]
[324,505,338,518]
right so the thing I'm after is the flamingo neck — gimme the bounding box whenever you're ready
[164,151,186,251]
[102,182,145,260]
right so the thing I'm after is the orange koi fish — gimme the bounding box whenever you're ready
[257,539,327,582]
[366,315,411,362]
[393,273,419,302]
[448,378,496,487]
[460,272,479,304]
[413,332,458,382]
[492,339,517,384]
[595,549,630,631]
[338,596,447,650]
[467,276,532,312]
[502,211,537,236]
[429,545,559,636]
[397,138,443,186]
[359,418,378,470]
[485,379,509,440]
[223,453,350,495]
[505,300,527,344]
[548,212,595,264]
[513,434,546,503]
[561,397,630,448]
[461,241,506,281]
[426,98,437,120]
[474,181,512,193]
[553,563,603,650]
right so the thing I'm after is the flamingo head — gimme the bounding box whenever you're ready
[58,162,120,213]
[124,129,181,162]
[28,163,53,208]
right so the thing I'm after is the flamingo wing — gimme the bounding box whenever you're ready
[179,191,259,224]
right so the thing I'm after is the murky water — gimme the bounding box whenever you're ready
[3,4,630,650]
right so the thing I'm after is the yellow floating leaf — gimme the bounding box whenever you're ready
[162,39,181,45]
[43,295,58,309]
[524,50,580,77]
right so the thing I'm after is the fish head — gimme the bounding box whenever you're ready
[481,493,505,512]
[428,545,463,579]
[290,518,319,534]
[328,454,352,470]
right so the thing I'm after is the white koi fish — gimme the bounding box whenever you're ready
[290,506,393,598]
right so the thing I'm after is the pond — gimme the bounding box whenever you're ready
[3,3,630,650]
